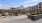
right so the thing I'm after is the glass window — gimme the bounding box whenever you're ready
[39,7,41,8]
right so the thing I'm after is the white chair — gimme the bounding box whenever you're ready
[2,12,10,16]
[0,14,2,17]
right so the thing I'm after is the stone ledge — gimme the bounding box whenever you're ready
[28,14,42,21]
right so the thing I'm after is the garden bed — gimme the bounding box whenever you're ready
[28,15,42,21]
[28,12,42,21]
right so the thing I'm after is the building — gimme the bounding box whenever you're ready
[29,2,42,12]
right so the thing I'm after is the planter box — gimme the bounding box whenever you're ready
[28,15,42,21]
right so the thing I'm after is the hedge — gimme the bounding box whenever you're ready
[31,12,42,15]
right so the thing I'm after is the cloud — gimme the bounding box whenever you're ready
[20,0,40,5]
[24,0,38,4]
[23,5,28,7]
[20,0,42,7]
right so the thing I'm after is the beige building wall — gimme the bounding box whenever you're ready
[29,2,42,12]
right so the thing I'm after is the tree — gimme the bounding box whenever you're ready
[10,7,16,10]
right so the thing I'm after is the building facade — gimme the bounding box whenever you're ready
[29,2,42,12]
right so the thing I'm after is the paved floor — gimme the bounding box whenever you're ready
[0,15,27,23]
[3,18,42,23]
[0,14,42,23]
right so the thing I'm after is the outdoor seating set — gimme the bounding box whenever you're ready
[0,12,16,17]
[0,12,23,17]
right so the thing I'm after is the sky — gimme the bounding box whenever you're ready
[0,0,42,9]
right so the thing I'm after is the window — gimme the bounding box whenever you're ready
[36,9,38,10]
[39,3,41,6]
[39,7,41,8]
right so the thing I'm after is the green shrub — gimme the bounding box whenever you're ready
[31,12,38,15]
[37,12,42,14]
[40,12,42,14]
[37,12,40,14]
[31,12,42,15]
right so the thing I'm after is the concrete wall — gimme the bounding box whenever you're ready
[28,15,42,21]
